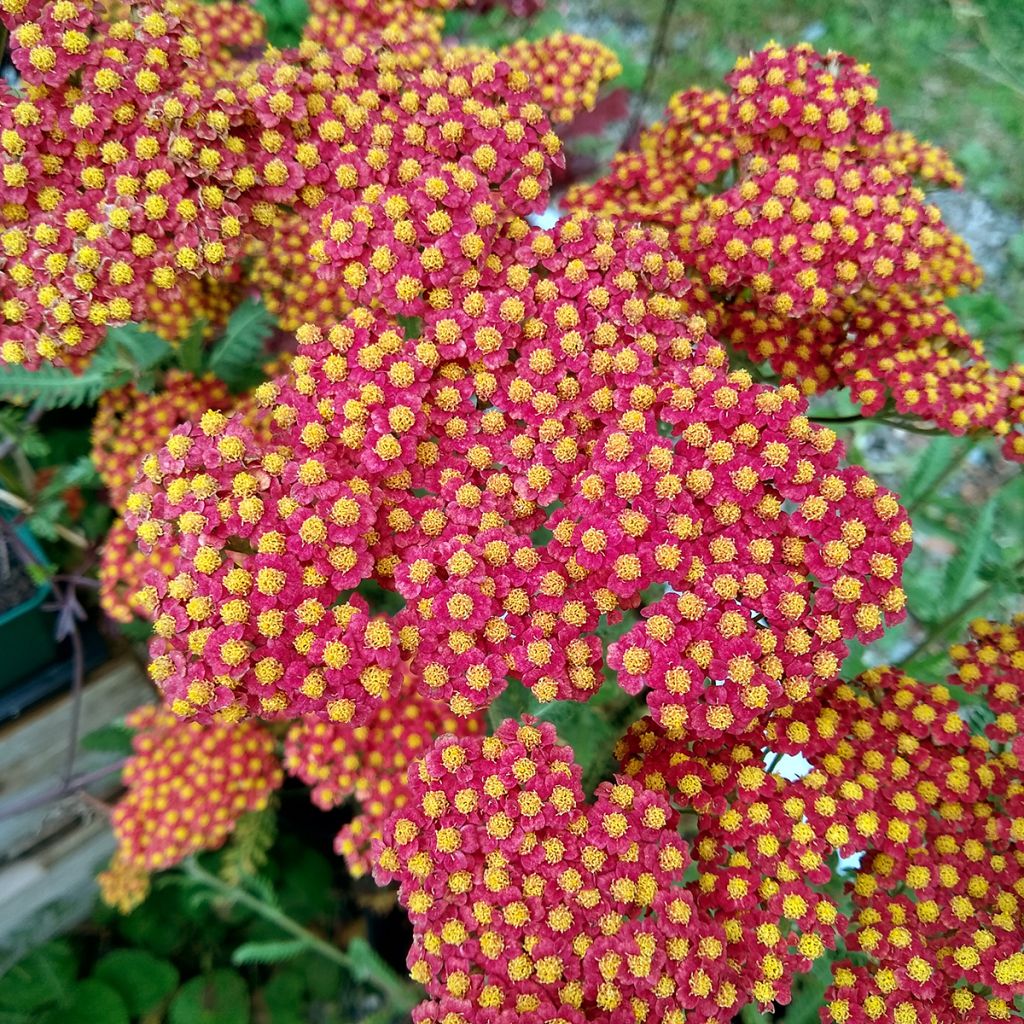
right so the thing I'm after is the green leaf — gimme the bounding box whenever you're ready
[118,616,154,642]
[252,0,308,47]
[208,298,276,391]
[39,981,128,1024]
[80,721,134,756]
[0,324,171,410]
[92,950,178,1015]
[539,700,617,793]
[115,885,202,957]
[346,938,420,1014]
[901,435,959,508]
[487,679,539,731]
[903,650,950,681]
[107,324,173,373]
[1008,230,1024,267]
[738,1006,772,1024]
[781,953,836,1024]
[169,971,250,1024]
[231,940,308,966]
[260,967,308,1024]
[244,873,282,910]
[177,320,209,377]
[220,806,278,885]
[37,456,100,499]
[941,493,997,612]
[0,407,49,460]
[0,941,76,1013]
[0,361,117,410]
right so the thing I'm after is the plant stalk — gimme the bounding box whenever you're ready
[903,555,1024,664]
[180,860,420,1013]
[906,438,973,517]
[621,0,680,148]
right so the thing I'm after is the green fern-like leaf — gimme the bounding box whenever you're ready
[208,298,276,391]
[0,406,50,459]
[0,324,171,410]
[0,360,117,410]
[220,805,278,886]
[38,456,101,497]
[941,493,997,612]
[106,324,173,372]
[244,874,282,909]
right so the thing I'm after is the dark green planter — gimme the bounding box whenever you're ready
[0,526,56,692]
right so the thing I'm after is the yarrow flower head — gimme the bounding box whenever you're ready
[249,211,353,333]
[614,717,844,1014]
[951,615,1024,758]
[374,717,698,1024]
[125,308,444,723]
[756,625,1024,1023]
[0,0,571,369]
[101,702,282,908]
[0,0,254,366]
[99,514,179,623]
[91,370,235,513]
[565,88,733,224]
[565,42,1024,456]
[126,213,909,739]
[142,270,246,345]
[492,33,622,126]
[284,668,485,876]
[311,57,562,315]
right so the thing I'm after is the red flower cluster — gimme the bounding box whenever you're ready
[309,62,560,314]
[104,703,281,905]
[142,270,246,344]
[0,0,566,369]
[284,669,485,875]
[760,630,1024,1022]
[951,615,1024,758]
[302,0,446,66]
[565,88,733,223]
[91,370,234,513]
[496,33,621,125]
[125,215,909,739]
[375,718,702,1024]
[0,0,249,367]
[375,608,1024,1021]
[615,717,844,1015]
[565,43,1024,458]
[177,0,266,86]
[249,212,353,333]
[99,514,178,622]
[125,312,435,723]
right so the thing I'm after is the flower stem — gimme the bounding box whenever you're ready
[621,0,680,147]
[808,413,865,424]
[905,438,974,517]
[808,411,945,436]
[180,859,420,1013]
[903,555,1024,665]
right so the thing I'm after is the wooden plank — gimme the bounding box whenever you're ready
[0,657,152,863]
[0,817,115,971]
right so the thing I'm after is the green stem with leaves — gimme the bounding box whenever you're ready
[179,859,420,1014]
[905,438,974,517]
[903,554,1024,665]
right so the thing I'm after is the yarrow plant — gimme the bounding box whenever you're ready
[1,0,1022,1020]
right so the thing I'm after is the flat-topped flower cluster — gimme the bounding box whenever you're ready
[568,43,1024,459]
[4,0,1019,1017]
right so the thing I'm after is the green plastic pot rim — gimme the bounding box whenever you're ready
[0,522,51,627]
